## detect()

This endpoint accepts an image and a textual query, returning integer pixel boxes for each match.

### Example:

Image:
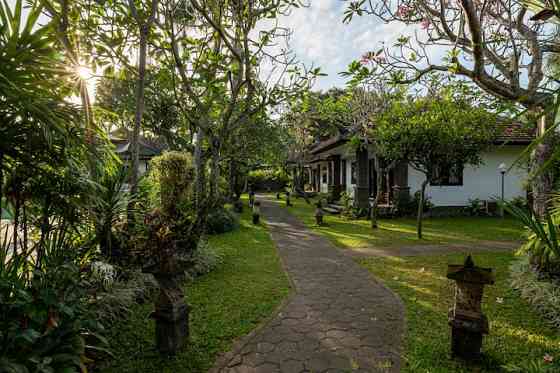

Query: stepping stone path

[213,198,405,373]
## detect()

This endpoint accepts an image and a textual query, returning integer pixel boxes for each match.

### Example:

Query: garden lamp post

[369,196,376,229]
[498,163,507,217]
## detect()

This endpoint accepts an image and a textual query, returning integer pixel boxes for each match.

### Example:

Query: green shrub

[185,239,223,279]
[510,256,560,330]
[247,168,289,189]
[505,202,560,274]
[394,191,433,216]
[0,263,109,373]
[340,192,354,218]
[147,151,195,215]
[509,196,529,212]
[464,198,489,216]
[205,207,239,235]
[91,268,159,327]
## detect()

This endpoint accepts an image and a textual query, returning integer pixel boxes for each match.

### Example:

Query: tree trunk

[531,113,554,217]
[13,193,19,254]
[36,196,51,270]
[417,179,429,239]
[210,138,220,203]
[194,127,206,211]
[228,159,236,201]
[128,27,149,222]
[371,159,383,229]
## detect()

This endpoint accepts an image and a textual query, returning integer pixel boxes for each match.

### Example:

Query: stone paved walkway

[213,198,405,373]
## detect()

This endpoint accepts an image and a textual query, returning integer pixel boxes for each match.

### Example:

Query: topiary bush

[205,206,239,235]
[147,151,195,216]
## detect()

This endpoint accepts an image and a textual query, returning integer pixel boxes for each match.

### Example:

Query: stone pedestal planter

[151,273,190,355]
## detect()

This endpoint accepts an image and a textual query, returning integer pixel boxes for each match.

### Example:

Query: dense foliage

[505,193,560,274]
[375,95,496,238]
[247,169,290,191]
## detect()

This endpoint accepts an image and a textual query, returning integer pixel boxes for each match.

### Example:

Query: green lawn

[358,253,560,372]
[287,196,524,249]
[102,203,290,373]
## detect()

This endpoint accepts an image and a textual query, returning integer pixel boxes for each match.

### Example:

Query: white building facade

[305,129,530,209]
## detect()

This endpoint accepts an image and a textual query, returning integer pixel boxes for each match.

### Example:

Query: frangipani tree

[344,0,558,216]
[158,0,318,205]
[375,95,496,238]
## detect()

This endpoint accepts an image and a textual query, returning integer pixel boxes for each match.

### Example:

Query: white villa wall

[408,146,528,206]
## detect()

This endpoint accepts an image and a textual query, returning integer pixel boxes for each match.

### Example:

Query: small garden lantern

[252,201,261,224]
[249,190,256,207]
[315,201,324,226]
[285,191,292,206]
[447,255,495,360]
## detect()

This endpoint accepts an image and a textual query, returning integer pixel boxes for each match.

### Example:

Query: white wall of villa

[407,146,528,206]
[309,144,529,207]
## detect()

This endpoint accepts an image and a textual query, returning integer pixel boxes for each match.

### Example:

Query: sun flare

[76,65,93,80]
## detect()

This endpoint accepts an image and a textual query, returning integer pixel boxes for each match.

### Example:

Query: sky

[276,0,409,91]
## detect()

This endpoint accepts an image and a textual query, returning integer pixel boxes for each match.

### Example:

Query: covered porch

[306,140,409,210]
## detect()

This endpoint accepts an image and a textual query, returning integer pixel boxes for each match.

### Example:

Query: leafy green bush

[247,168,289,190]
[509,196,529,212]
[340,192,354,218]
[90,166,132,261]
[91,269,158,327]
[464,198,489,216]
[510,257,560,330]
[394,191,433,216]
[505,202,560,274]
[185,239,223,279]
[205,207,239,235]
[0,262,109,373]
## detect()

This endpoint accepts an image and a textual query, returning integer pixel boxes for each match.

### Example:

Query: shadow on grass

[287,197,524,251]
[359,253,560,373]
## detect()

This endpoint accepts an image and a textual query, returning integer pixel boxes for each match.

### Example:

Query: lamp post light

[498,163,507,217]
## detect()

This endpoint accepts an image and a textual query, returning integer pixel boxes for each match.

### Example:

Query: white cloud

[274,1,449,90]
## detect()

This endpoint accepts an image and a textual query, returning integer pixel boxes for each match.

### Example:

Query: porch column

[355,147,369,209]
[328,155,342,201]
[392,161,410,205]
